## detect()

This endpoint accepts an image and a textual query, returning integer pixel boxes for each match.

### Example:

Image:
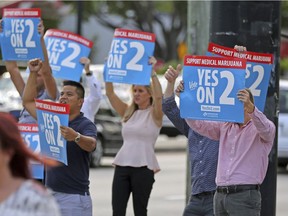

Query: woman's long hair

[0,112,57,179]
[123,82,153,122]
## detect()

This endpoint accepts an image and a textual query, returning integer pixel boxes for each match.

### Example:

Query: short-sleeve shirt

[19,89,59,123]
[45,113,97,195]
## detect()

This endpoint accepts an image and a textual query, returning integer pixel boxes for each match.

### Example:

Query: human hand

[28,58,42,73]
[38,19,45,37]
[164,64,182,83]
[149,56,157,71]
[60,126,78,141]
[80,57,91,73]
[237,89,255,113]
[175,80,184,97]
[234,45,247,52]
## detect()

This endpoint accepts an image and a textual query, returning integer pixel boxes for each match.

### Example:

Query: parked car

[90,95,123,167]
[278,79,288,168]
[158,75,182,137]
[0,72,25,114]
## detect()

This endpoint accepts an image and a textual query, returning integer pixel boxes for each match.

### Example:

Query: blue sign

[44,29,93,81]
[104,28,155,85]
[207,42,273,111]
[0,8,43,61]
[35,99,70,165]
[180,55,246,123]
[18,124,44,179]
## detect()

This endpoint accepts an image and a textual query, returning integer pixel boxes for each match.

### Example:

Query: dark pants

[112,166,155,216]
[214,190,261,216]
[183,192,214,216]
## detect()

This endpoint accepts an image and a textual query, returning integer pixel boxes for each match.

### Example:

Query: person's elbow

[88,138,97,152]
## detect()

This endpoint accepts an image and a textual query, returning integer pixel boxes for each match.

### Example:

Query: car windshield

[280,89,288,113]
[0,76,16,91]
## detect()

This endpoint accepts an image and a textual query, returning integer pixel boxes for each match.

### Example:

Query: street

[89,135,288,216]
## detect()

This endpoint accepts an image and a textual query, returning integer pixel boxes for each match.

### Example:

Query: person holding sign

[105,56,163,216]
[163,64,219,216]
[178,46,276,216]
[0,19,59,123]
[22,58,97,216]
[0,112,60,216]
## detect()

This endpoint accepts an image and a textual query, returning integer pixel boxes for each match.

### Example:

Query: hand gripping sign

[180,55,246,123]
[0,8,44,61]
[35,99,70,165]
[44,29,93,81]
[104,28,155,85]
[207,42,274,112]
[18,124,44,179]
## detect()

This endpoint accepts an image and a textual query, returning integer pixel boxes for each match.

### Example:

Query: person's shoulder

[22,180,53,198]
[77,114,96,128]
[18,180,61,215]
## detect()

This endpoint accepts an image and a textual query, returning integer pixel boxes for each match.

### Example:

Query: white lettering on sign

[195,69,235,105]
[41,113,64,147]
[107,39,144,71]
[47,38,80,68]
[10,19,35,48]
[245,64,264,97]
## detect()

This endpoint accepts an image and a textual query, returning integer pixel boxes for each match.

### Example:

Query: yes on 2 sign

[104,28,155,85]
[35,99,70,165]
[180,55,246,123]
[0,8,44,61]
[207,42,273,111]
[44,29,93,82]
[18,124,44,179]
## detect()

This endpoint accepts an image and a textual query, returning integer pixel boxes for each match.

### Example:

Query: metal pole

[186,0,211,203]
[76,1,83,35]
[209,1,281,216]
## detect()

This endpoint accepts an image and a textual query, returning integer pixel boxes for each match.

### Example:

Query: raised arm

[163,64,182,99]
[105,82,128,117]
[38,20,58,100]
[80,57,102,121]
[22,59,43,120]
[149,56,163,127]
[1,19,26,96]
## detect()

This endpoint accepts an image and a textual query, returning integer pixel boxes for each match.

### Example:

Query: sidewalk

[155,135,187,152]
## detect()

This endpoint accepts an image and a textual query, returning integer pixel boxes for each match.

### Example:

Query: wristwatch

[74,132,81,143]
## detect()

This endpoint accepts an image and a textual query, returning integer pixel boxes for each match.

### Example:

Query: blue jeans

[214,190,261,216]
[183,192,214,216]
[53,192,92,216]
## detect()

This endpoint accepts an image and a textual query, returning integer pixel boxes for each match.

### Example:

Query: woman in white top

[0,112,61,216]
[105,56,163,216]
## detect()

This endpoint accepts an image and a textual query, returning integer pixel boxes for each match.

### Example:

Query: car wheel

[90,137,103,168]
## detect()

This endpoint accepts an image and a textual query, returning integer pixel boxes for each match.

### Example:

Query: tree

[64,1,187,62]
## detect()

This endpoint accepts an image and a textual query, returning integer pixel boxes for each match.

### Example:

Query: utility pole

[209,2,281,216]
[186,0,211,203]
[76,1,83,35]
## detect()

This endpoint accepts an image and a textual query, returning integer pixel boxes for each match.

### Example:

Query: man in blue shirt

[162,64,219,216]
[23,58,97,216]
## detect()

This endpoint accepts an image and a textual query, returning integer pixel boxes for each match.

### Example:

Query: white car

[278,79,288,168]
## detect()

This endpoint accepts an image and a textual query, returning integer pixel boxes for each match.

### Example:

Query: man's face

[59,85,83,111]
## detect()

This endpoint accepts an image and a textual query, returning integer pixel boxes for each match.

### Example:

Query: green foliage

[282,1,288,28]
[155,60,182,75]
[280,58,288,77]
